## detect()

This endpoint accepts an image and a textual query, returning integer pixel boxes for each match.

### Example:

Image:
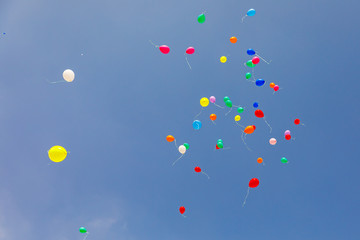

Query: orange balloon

[210,114,217,121]
[269,82,275,88]
[244,125,255,134]
[257,157,263,164]
[166,135,175,142]
[230,36,237,43]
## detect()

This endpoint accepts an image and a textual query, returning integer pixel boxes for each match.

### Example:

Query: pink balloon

[284,130,291,136]
[209,96,216,103]
[252,56,260,64]
[269,138,277,145]
[159,45,170,54]
[274,85,279,91]
[186,47,195,55]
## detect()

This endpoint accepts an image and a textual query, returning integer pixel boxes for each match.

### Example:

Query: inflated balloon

[285,134,291,140]
[215,144,220,149]
[198,13,206,23]
[237,107,244,113]
[159,45,170,54]
[246,72,252,79]
[244,125,255,134]
[63,69,75,82]
[274,85,279,91]
[281,157,288,163]
[166,135,175,142]
[179,206,185,214]
[284,130,291,136]
[220,56,227,63]
[249,178,259,188]
[225,100,232,108]
[252,56,260,65]
[246,60,255,67]
[48,146,67,162]
[257,158,263,164]
[247,9,256,16]
[186,47,195,55]
[223,96,230,102]
[269,82,275,88]
[294,119,300,125]
[217,142,224,148]
[254,109,264,118]
[253,102,259,108]
[193,120,202,130]
[183,143,189,149]
[217,139,223,143]
[178,145,186,154]
[247,49,256,56]
[255,79,265,86]
[209,114,217,121]
[200,97,209,107]
[209,96,216,103]
[79,227,87,233]
[269,138,277,145]
[230,36,237,43]
[194,166,201,172]
[234,115,241,121]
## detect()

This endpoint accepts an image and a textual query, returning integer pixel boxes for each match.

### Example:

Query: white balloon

[269,138,277,145]
[63,69,75,82]
[178,145,186,154]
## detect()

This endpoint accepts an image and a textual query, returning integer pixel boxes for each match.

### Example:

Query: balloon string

[149,40,159,48]
[235,122,245,129]
[242,187,250,207]
[172,154,184,166]
[241,15,246,23]
[263,118,272,133]
[225,107,233,116]
[256,54,272,64]
[185,56,192,70]
[174,139,178,149]
[181,214,187,218]
[213,103,224,109]
[46,79,67,84]
[211,120,216,125]
[82,233,89,240]
[193,107,203,120]
[241,133,252,151]
[201,171,210,179]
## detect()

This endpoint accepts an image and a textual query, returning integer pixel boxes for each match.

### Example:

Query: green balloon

[246,60,255,68]
[217,142,224,148]
[183,143,189,149]
[197,13,206,23]
[246,72,252,79]
[217,140,223,144]
[237,107,244,113]
[223,96,230,102]
[79,227,87,233]
[281,157,288,163]
[225,100,232,108]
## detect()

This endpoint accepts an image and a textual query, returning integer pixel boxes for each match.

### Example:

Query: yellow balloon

[48,146,67,162]
[200,97,209,107]
[234,115,241,121]
[220,56,227,63]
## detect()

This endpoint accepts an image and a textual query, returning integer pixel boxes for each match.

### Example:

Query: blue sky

[0,0,359,239]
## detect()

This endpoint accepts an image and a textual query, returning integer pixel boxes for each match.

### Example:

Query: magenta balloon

[159,45,170,54]
[186,47,195,55]
[209,96,216,103]
[284,130,291,136]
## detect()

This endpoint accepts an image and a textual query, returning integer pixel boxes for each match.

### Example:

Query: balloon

[178,145,186,154]
[225,100,232,108]
[217,142,224,148]
[249,178,259,188]
[159,45,170,54]
[253,102,259,108]
[198,13,206,23]
[247,9,256,16]
[254,109,264,118]
[220,56,227,63]
[209,96,216,103]
[183,143,189,149]
[237,107,244,113]
[179,206,185,214]
[247,49,256,55]
[185,47,195,55]
[274,85,279,91]
[48,146,67,162]
[269,138,277,145]
[234,115,241,121]
[215,144,220,149]
[284,130,291,136]
[281,157,288,163]
[79,227,87,233]
[195,166,201,172]
[230,36,237,43]
[193,120,202,130]
[246,60,255,67]
[246,72,252,79]
[255,79,265,86]
[210,114,217,121]
[269,82,275,88]
[63,69,75,82]
[217,139,223,143]
[294,119,300,125]
[166,135,175,142]
[244,125,255,134]
[285,134,291,140]
[257,157,263,164]
[223,96,230,102]
[200,97,209,107]
[252,56,260,64]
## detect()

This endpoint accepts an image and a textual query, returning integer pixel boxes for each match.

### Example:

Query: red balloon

[294,119,300,125]
[249,178,259,188]
[254,109,264,118]
[186,47,195,55]
[194,166,201,172]
[159,45,170,54]
[216,144,220,149]
[252,125,256,130]
[274,85,279,91]
[252,56,260,64]
[285,134,291,140]
[179,206,185,214]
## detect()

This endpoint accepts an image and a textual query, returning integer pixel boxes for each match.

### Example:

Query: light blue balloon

[247,9,256,16]
[193,120,202,130]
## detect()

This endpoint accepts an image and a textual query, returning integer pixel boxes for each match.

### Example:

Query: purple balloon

[209,96,216,103]
[284,130,291,136]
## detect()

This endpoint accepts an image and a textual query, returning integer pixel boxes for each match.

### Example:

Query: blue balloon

[253,102,259,108]
[193,120,202,130]
[255,79,265,86]
[247,48,256,56]
[247,9,256,16]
